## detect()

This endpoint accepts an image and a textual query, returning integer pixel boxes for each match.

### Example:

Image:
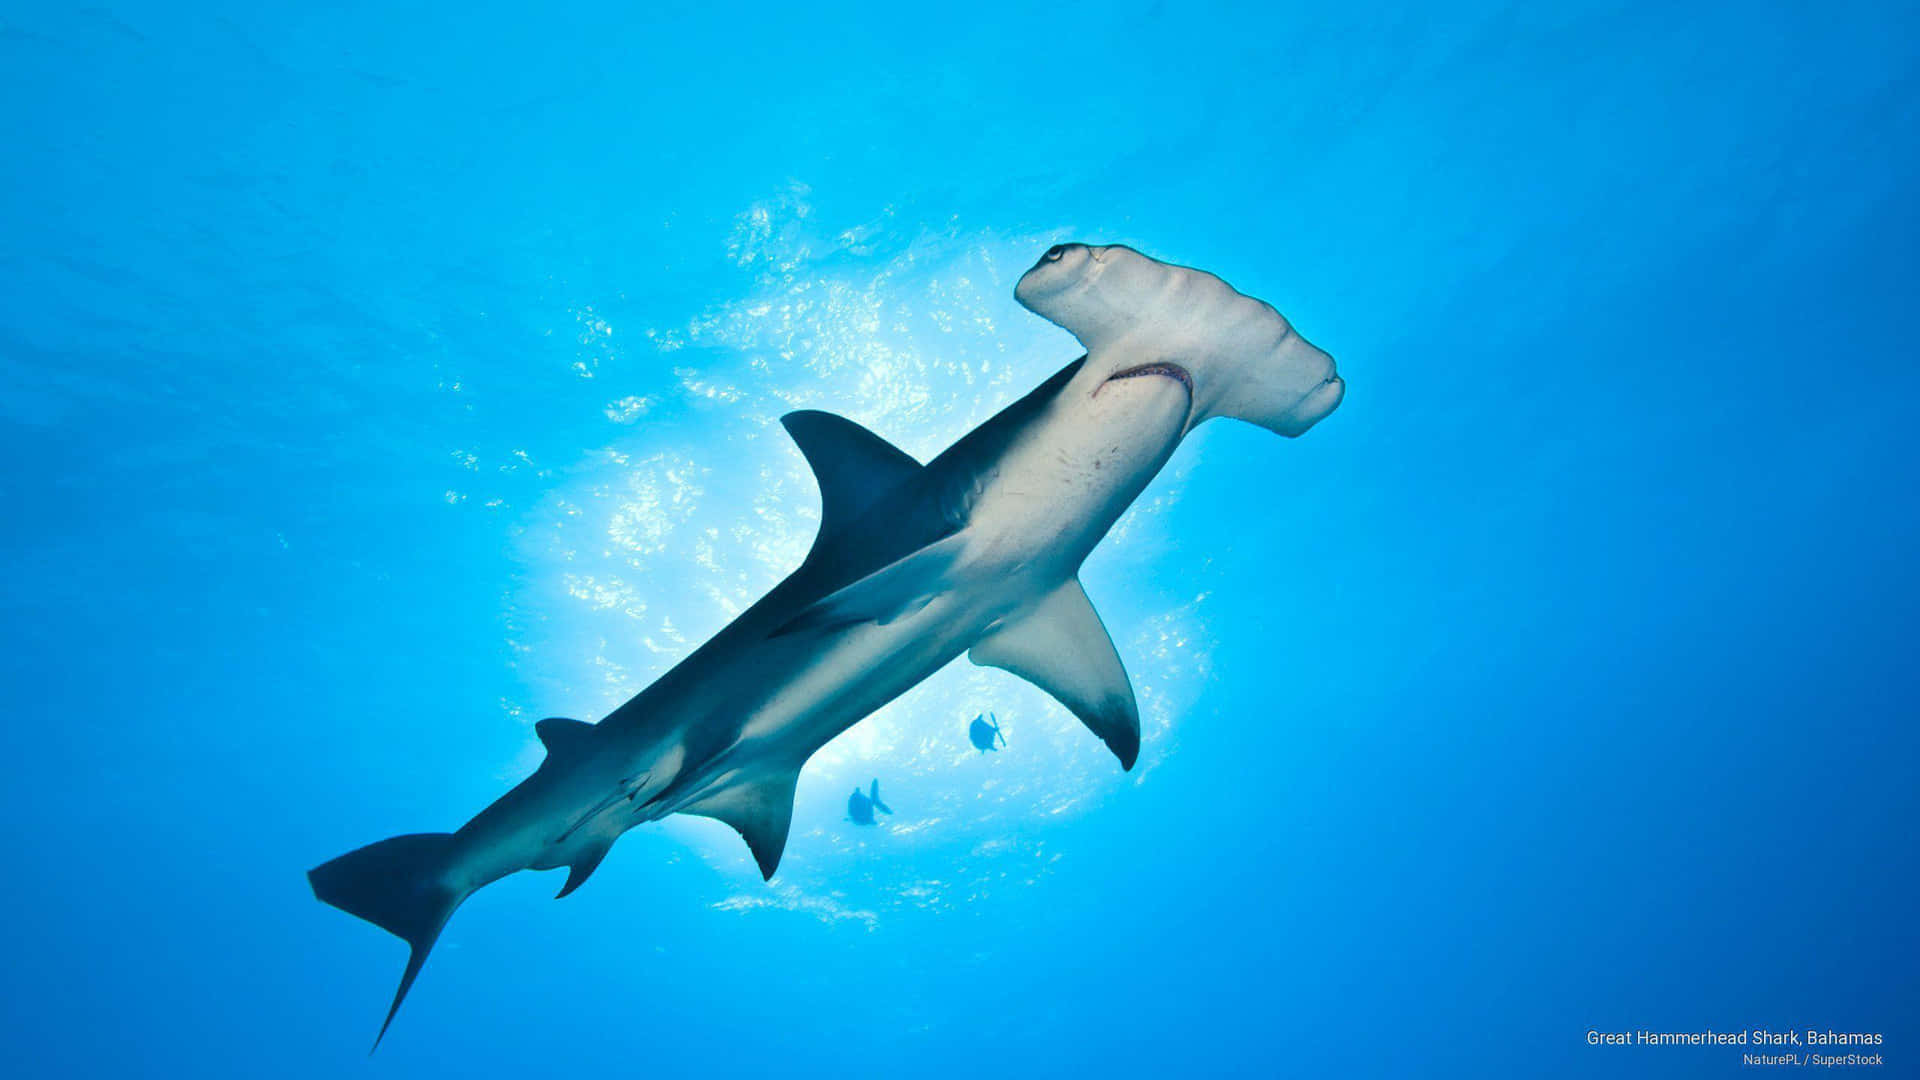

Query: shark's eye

[1044,245,1066,262]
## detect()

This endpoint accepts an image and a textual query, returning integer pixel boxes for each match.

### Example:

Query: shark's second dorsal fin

[969,579,1141,770]
[781,410,922,547]
[680,770,801,881]
[536,718,595,759]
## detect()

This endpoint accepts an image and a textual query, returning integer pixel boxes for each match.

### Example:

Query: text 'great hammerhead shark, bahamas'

[308,242,1346,1047]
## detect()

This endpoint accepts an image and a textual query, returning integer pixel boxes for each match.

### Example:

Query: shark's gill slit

[1099,361,1194,396]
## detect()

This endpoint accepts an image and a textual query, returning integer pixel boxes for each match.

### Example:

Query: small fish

[968,712,1006,753]
[846,779,892,826]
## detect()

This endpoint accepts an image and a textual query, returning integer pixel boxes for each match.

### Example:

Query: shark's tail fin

[308,832,470,1052]
[992,713,1006,748]
[868,779,892,816]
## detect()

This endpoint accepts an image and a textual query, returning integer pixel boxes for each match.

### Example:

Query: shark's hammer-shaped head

[1014,243,1345,437]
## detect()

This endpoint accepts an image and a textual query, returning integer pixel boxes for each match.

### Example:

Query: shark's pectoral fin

[555,838,614,899]
[535,717,595,760]
[774,532,966,637]
[782,410,923,549]
[969,579,1141,770]
[681,771,800,881]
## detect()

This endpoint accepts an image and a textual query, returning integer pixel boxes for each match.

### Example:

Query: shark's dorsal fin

[969,579,1140,770]
[781,410,922,546]
[555,837,613,899]
[681,771,801,881]
[773,531,968,637]
[536,717,594,758]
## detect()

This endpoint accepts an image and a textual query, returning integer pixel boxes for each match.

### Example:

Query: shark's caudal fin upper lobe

[308,833,469,1051]
[868,779,892,816]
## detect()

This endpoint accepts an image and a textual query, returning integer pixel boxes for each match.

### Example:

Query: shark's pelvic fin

[774,531,967,637]
[969,579,1141,770]
[535,717,595,759]
[307,832,470,1051]
[681,770,801,881]
[555,838,614,899]
[781,410,922,546]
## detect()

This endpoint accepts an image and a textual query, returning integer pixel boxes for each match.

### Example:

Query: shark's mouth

[1101,361,1193,396]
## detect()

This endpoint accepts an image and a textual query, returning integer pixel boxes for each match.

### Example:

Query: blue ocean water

[3,1,1915,1076]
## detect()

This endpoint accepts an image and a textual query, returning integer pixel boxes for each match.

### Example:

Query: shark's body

[310,243,1345,1046]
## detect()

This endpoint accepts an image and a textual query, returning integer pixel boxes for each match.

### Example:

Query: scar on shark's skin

[308,242,1345,1049]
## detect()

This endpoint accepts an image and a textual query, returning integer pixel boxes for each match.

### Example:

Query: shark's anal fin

[555,838,613,899]
[773,531,967,637]
[781,410,922,550]
[681,771,801,881]
[969,579,1141,770]
[536,717,595,760]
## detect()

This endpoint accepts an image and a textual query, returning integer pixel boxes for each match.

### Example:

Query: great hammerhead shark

[309,242,1345,1046]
